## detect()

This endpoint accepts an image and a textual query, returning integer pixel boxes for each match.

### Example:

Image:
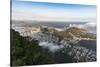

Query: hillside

[10,29,54,66]
[48,27,96,40]
[65,27,96,39]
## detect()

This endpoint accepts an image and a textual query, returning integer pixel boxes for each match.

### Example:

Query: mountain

[60,27,96,39]
[11,29,55,66]
[40,26,96,40]
[14,24,96,41]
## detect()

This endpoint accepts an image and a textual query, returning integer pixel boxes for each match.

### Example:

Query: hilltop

[38,26,96,41]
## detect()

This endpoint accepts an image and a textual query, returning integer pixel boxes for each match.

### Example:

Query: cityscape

[11,0,96,66]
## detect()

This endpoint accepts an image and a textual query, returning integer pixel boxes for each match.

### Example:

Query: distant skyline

[12,0,96,22]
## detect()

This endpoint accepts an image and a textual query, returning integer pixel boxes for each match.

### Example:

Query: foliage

[10,29,54,66]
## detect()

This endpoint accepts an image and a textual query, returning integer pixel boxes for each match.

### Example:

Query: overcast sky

[12,0,96,22]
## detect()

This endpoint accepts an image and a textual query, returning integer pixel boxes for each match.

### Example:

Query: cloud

[69,21,96,34]
[12,10,96,22]
[12,1,96,21]
[39,42,64,52]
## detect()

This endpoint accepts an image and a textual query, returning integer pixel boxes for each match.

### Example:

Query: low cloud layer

[69,22,96,34]
[39,42,64,52]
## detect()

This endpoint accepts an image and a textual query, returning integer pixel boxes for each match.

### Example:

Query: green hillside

[10,29,54,66]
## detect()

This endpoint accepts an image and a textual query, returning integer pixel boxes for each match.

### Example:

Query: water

[79,40,96,51]
[31,22,85,28]
[11,20,86,28]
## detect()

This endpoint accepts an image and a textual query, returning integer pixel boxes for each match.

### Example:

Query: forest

[10,29,54,66]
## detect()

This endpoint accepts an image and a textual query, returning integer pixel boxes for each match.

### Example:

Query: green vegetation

[10,29,54,66]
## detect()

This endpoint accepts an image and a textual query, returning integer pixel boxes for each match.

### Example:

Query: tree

[10,29,54,66]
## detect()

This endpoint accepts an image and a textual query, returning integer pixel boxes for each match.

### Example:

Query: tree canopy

[10,29,54,66]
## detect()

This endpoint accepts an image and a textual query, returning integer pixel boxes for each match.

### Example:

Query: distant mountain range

[39,25,96,41]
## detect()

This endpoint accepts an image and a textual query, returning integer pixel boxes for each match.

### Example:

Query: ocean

[11,20,86,28]
[79,40,96,51]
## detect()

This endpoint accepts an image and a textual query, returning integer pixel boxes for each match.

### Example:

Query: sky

[12,0,96,22]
